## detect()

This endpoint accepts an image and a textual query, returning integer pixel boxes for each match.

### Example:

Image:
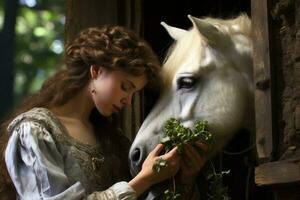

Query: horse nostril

[131,148,141,163]
[129,146,144,176]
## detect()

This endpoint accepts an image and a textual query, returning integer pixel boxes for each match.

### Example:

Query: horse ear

[161,21,187,40]
[188,15,221,44]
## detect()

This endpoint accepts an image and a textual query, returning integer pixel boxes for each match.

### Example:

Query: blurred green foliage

[0,1,4,32]
[1,0,65,105]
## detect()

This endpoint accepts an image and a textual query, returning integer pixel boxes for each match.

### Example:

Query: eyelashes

[177,76,198,90]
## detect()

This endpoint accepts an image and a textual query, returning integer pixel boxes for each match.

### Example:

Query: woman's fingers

[184,144,202,167]
[180,156,190,171]
[164,146,179,159]
[184,143,207,169]
[151,144,180,166]
[150,142,208,170]
[150,143,165,156]
[194,141,209,153]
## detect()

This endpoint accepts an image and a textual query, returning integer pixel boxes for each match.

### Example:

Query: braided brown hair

[44,26,161,107]
[0,25,161,195]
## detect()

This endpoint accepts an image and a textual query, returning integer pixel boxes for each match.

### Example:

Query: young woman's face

[90,66,147,116]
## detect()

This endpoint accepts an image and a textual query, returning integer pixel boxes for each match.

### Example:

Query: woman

[1,26,206,199]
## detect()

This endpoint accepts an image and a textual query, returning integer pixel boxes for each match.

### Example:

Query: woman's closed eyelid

[121,82,131,92]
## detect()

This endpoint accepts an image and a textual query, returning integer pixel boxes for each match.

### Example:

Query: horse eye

[177,77,196,90]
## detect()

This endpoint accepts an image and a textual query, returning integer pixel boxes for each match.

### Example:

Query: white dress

[5,107,136,200]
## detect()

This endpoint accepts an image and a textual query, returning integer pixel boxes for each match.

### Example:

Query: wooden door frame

[252,0,300,188]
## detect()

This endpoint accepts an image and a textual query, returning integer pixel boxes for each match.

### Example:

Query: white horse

[129,14,254,177]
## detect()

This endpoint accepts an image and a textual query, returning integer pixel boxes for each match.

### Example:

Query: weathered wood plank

[255,159,300,187]
[65,0,118,42]
[251,0,274,163]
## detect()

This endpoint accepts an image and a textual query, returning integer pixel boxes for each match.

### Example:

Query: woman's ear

[90,65,101,79]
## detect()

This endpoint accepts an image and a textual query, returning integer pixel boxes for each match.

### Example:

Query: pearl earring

[91,80,96,94]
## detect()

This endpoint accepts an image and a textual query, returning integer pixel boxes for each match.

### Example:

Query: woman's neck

[51,88,94,123]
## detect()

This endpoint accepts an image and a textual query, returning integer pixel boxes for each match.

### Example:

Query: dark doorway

[143,0,251,61]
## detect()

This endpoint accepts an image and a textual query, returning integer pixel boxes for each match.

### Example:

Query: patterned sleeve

[5,120,136,200]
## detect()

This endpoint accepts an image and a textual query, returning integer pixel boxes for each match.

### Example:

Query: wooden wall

[253,0,300,199]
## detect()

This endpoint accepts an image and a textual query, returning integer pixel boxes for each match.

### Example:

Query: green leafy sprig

[152,118,230,200]
[152,157,168,173]
[160,118,212,154]
[205,162,231,200]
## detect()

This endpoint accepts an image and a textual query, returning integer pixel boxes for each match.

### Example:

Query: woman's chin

[97,108,112,117]
[102,112,113,117]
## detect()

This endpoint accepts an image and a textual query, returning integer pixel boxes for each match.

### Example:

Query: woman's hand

[177,141,208,185]
[141,143,181,185]
[129,144,181,196]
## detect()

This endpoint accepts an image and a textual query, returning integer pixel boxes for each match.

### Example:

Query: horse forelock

[204,14,251,38]
[162,28,205,86]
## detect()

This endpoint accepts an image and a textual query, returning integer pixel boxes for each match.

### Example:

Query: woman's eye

[121,83,130,92]
[177,77,196,90]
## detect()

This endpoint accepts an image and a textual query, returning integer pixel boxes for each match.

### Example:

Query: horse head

[129,14,253,176]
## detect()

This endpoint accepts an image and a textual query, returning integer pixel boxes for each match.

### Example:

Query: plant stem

[172,177,176,193]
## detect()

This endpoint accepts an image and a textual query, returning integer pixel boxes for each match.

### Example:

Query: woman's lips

[113,105,121,112]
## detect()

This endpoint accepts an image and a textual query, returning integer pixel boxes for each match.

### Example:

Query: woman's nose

[121,94,133,107]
